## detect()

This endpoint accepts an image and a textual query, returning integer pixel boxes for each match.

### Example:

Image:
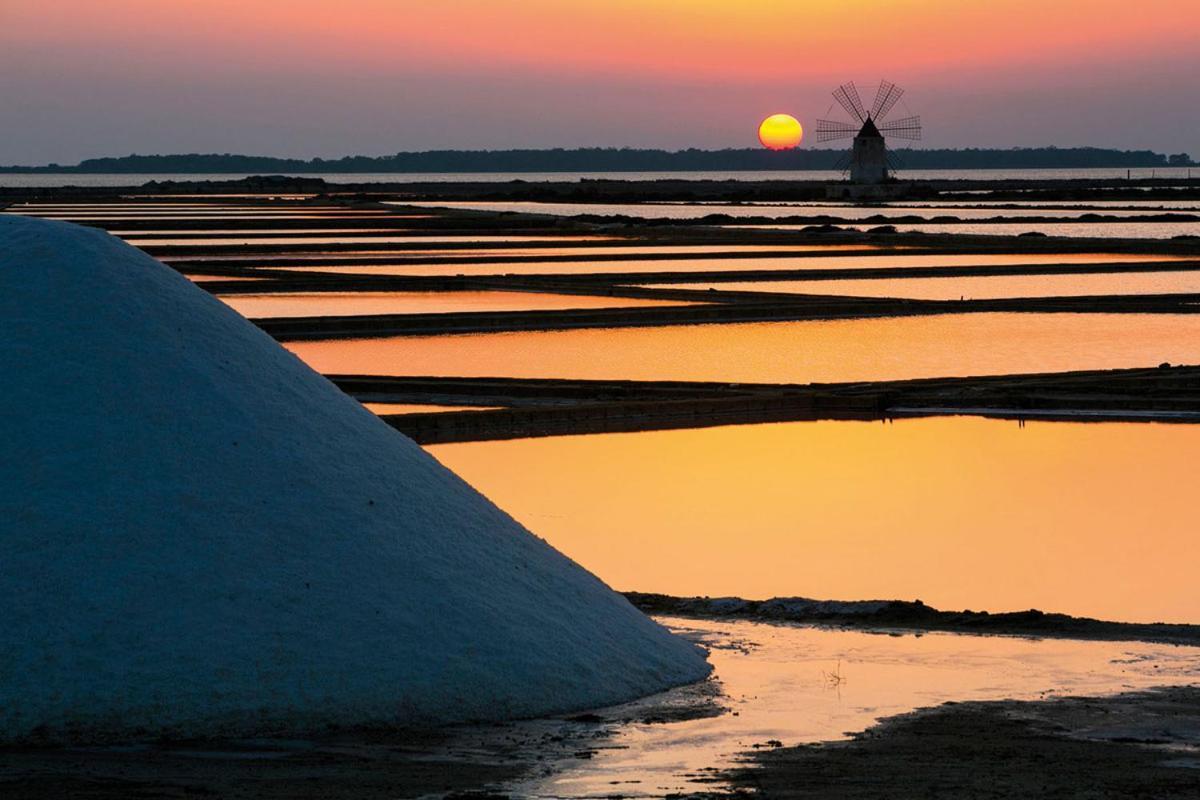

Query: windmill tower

[816,81,921,185]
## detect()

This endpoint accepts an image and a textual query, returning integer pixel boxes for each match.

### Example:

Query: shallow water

[221,291,694,318]
[2,207,367,216]
[285,312,1200,384]
[898,221,1200,239]
[363,402,501,414]
[429,418,1200,624]
[6,205,351,214]
[168,244,882,264]
[11,214,395,222]
[406,200,1197,221]
[5,168,1194,188]
[647,270,1200,300]
[740,221,1200,239]
[902,199,1200,210]
[726,199,1200,211]
[112,228,416,236]
[127,235,617,246]
[269,252,1180,278]
[520,617,1200,798]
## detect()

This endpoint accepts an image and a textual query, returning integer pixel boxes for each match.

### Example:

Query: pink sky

[2,0,1197,163]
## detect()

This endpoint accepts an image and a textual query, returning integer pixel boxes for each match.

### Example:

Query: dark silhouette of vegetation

[1,147,1193,174]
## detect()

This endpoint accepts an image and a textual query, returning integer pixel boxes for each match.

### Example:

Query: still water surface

[407,200,1198,221]
[285,313,1200,383]
[221,291,693,318]
[4,168,1195,187]
[127,235,616,246]
[739,222,1200,239]
[168,244,880,264]
[363,402,502,414]
[522,617,1200,797]
[648,270,1200,300]
[271,252,1178,278]
[429,417,1200,623]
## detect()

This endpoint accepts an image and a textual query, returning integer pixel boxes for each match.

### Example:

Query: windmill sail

[871,80,905,121]
[832,82,867,123]
[879,115,922,140]
[814,119,859,142]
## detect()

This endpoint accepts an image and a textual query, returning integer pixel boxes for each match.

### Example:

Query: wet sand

[710,687,1200,800]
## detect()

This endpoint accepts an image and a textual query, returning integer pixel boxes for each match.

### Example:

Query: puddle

[516,617,1200,798]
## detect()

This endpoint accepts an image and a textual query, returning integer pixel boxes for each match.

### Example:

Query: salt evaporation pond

[167,244,882,263]
[268,252,1182,278]
[403,200,1199,221]
[285,312,1200,385]
[646,269,1200,300]
[134,235,618,246]
[738,221,1200,239]
[363,402,502,414]
[903,199,1200,210]
[429,417,1200,624]
[3,167,1195,188]
[221,290,694,318]
[113,228,421,236]
[2,210,385,218]
[517,617,1200,798]
[25,214,399,222]
[131,236,493,247]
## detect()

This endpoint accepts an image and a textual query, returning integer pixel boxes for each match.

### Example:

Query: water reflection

[363,402,501,414]
[222,290,693,318]
[647,270,1200,300]
[269,252,1184,278]
[523,617,1200,798]
[132,235,615,246]
[405,200,1196,221]
[169,244,882,264]
[737,222,1200,239]
[285,313,1200,384]
[428,417,1200,623]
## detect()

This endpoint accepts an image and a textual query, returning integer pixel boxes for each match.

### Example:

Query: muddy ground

[0,680,723,800]
[709,687,1200,800]
[8,684,1197,799]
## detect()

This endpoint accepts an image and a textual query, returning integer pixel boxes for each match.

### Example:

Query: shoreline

[4,606,1197,798]
[626,592,1200,647]
[3,174,1200,204]
[705,686,1200,799]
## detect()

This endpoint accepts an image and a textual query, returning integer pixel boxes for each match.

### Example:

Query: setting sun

[758,113,803,150]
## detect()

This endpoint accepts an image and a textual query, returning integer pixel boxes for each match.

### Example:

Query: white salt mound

[0,215,709,743]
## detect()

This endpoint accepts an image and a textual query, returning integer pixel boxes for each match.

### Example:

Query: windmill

[815,81,921,184]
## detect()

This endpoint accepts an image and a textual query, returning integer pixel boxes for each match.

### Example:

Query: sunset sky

[2,0,1198,163]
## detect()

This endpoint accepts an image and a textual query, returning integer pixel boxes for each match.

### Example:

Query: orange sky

[2,1,1197,161]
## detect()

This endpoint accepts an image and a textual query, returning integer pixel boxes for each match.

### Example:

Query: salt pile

[0,215,709,743]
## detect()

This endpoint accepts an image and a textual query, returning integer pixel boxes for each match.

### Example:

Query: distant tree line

[2,147,1194,173]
